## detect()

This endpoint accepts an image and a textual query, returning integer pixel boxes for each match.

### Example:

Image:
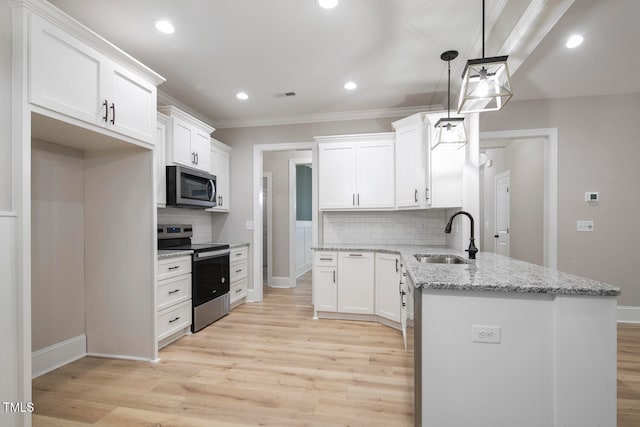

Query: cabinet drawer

[314,251,337,267]
[230,278,248,305]
[157,256,191,281]
[230,246,248,262]
[157,299,191,340]
[230,260,248,282]
[157,274,191,311]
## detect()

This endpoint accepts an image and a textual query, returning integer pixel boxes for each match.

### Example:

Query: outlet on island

[472,325,501,344]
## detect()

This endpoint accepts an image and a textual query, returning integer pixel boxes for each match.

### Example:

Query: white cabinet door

[313,266,337,312]
[155,113,168,207]
[337,252,374,314]
[319,143,356,209]
[170,117,195,167]
[29,14,107,126]
[430,148,464,208]
[193,130,211,171]
[395,126,420,208]
[107,63,156,143]
[210,143,231,210]
[374,253,401,323]
[356,139,395,209]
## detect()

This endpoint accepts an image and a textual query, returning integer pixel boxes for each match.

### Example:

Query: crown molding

[157,91,217,129]
[212,104,443,129]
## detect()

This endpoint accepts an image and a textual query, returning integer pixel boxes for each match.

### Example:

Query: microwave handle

[207,179,216,202]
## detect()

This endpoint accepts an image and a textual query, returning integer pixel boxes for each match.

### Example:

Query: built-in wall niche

[30,116,157,378]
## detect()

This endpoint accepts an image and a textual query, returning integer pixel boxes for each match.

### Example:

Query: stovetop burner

[157,224,229,252]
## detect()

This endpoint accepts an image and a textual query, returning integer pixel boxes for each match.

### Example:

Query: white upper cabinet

[158,106,214,173]
[29,13,161,144]
[317,133,394,210]
[207,138,232,212]
[392,113,429,208]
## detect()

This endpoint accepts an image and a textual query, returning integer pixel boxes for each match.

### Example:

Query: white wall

[481,139,545,265]
[480,93,640,306]
[0,0,12,211]
[323,210,447,246]
[263,150,311,277]
[31,140,86,352]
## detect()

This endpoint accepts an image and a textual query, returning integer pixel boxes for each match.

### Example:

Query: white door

[395,127,420,208]
[171,118,195,167]
[217,149,230,208]
[337,252,374,314]
[495,171,511,256]
[356,139,395,209]
[318,143,356,209]
[192,130,211,171]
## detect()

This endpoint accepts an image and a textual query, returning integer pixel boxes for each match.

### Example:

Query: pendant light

[433,50,467,150]
[458,0,513,113]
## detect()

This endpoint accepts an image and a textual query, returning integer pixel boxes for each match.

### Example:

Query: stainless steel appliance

[158,224,230,331]
[166,165,217,208]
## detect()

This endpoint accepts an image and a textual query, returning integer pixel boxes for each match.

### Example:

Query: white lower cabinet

[156,256,192,347]
[374,253,402,323]
[337,252,374,314]
[313,251,338,312]
[230,246,249,309]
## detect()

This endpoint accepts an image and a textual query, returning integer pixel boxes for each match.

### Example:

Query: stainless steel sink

[414,254,469,264]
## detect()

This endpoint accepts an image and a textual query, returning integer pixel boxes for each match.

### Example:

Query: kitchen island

[313,245,620,427]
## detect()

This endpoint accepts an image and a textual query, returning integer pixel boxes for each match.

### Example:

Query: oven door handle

[195,249,230,260]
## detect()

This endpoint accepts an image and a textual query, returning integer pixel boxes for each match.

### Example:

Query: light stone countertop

[313,244,620,297]
[228,242,250,249]
[157,249,194,259]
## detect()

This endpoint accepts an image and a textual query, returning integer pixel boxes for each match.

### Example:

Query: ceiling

[48,0,638,128]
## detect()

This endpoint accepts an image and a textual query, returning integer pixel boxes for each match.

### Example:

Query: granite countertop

[313,244,620,297]
[157,249,194,259]
[228,242,250,248]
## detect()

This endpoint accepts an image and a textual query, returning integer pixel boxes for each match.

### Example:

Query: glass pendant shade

[433,117,467,150]
[458,55,513,113]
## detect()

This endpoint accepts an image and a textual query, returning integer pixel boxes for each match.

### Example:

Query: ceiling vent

[274,92,296,98]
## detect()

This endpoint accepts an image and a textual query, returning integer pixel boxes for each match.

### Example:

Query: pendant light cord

[482,0,485,58]
[447,59,451,119]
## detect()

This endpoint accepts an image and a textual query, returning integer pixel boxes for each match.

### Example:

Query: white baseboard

[85,352,154,362]
[618,306,640,323]
[296,263,312,278]
[32,334,86,378]
[269,276,296,288]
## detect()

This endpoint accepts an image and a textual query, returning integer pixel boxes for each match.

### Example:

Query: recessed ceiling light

[566,34,583,49]
[317,0,338,10]
[236,92,249,100]
[154,20,175,34]
[344,81,357,90]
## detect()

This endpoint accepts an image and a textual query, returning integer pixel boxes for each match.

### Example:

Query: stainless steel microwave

[166,165,217,208]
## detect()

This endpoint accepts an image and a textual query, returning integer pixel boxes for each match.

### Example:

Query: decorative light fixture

[458,0,513,113]
[433,50,467,150]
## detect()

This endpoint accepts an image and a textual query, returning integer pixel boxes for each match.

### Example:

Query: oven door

[167,165,217,208]
[192,249,230,306]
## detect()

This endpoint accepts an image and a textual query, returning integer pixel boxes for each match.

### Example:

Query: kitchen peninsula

[312,245,619,427]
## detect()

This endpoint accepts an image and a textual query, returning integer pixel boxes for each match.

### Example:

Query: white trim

[253,143,318,303]
[617,306,640,324]
[269,276,296,288]
[494,170,511,257]
[215,105,442,129]
[263,172,273,287]
[0,211,18,217]
[480,128,558,269]
[289,158,312,287]
[157,90,216,130]
[85,352,154,362]
[32,334,86,378]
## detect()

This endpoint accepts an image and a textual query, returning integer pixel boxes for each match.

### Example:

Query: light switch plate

[245,220,254,230]
[577,220,594,232]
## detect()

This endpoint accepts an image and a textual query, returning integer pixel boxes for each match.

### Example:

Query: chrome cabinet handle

[415,189,418,203]
[333,270,336,283]
[102,100,108,122]
[235,288,243,293]
[319,257,332,261]
[109,103,115,125]
[357,193,360,206]
[352,193,355,206]
[348,253,362,257]
[396,258,399,272]
[168,289,180,295]
[425,188,429,201]
[168,266,180,271]
[236,269,242,273]
[169,316,180,324]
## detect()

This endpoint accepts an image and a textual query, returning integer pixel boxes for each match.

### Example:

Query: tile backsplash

[322,210,447,246]
[157,208,213,243]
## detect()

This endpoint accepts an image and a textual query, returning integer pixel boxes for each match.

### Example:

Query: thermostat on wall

[585,192,599,202]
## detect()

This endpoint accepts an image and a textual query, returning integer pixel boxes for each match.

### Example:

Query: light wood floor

[32,271,414,426]
[32,273,640,426]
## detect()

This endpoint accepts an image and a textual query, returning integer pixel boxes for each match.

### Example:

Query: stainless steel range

[158,224,230,332]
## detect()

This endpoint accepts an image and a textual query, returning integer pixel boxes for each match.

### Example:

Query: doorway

[252,143,318,302]
[262,173,272,287]
[494,170,510,257]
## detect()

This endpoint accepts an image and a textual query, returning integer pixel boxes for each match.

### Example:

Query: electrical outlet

[472,325,501,344]
[576,220,594,232]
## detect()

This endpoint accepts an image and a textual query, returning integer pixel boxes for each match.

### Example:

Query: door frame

[479,128,557,269]
[252,143,318,302]
[262,173,273,287]
[494,170,510,256]
[289,157,312,283]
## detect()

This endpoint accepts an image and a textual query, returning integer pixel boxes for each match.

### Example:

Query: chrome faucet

[445,211,478,259]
